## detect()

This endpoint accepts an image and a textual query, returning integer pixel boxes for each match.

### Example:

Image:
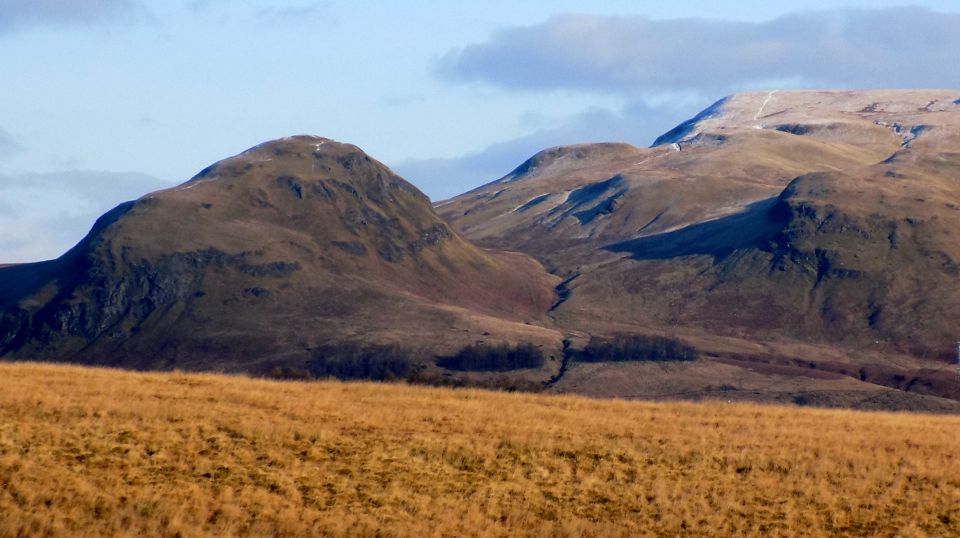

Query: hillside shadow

[605,197,784,260]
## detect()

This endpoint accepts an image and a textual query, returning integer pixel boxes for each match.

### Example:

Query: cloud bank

[395,100,689,201]
[408,6,960,199]
[437,7,960,95]
[0,0,146,33]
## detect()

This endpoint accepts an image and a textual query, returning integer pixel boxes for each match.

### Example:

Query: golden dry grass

[1,362,959,537]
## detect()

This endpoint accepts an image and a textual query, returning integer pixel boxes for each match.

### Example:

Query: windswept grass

[0,362,958,537]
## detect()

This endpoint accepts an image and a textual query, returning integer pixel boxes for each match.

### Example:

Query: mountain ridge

[440,89,960,407]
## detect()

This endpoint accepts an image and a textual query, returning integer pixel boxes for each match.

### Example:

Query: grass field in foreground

[1,362,958,537]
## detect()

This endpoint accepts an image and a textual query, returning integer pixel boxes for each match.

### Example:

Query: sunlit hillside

[1,362,958,537]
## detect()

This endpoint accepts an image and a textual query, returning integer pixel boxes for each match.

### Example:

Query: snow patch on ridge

[652,96,729,147]
[512,193,551,213]
[754,90,779,122]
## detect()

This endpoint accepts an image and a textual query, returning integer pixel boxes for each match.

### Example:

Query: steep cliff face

[763,166,960,350]
[0,136,560,370]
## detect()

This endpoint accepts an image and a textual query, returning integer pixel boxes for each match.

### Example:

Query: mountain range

[4,90,960,411]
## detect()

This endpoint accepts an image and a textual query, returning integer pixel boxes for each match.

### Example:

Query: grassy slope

[1,363,958,537]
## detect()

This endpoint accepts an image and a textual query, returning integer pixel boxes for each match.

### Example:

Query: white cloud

[437,7,960,95]
[408,6,960,200]
[0,170,172,263]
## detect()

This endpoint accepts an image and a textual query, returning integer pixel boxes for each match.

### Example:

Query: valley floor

[1,362,958,537]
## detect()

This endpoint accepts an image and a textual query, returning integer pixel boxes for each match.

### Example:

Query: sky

[3,0,960,263]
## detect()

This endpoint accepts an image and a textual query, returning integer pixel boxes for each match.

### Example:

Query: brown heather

[1,362,958,537]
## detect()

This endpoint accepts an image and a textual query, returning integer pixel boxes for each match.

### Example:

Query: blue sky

[2,0,960,263]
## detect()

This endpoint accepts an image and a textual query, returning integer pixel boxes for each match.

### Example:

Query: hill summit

[0,136,560,372]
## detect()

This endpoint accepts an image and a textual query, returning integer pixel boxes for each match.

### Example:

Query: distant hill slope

[440,90,960,402]
[0,136,560,372]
